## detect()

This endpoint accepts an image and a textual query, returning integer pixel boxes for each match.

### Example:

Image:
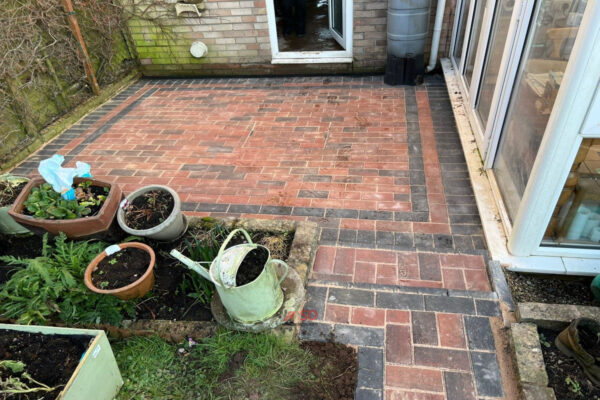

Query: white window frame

[507,1,600,260]
[265,0,353,64]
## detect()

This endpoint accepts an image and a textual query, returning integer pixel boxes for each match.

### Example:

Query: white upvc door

[329,0,345,47]
[265,0,353,63]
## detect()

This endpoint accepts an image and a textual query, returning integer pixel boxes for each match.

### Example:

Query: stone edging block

[517,302,600,330]
[510,322,556,400]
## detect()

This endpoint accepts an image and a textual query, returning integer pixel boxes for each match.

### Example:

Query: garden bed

[0,217,318,326]
[538,327,600,400]
[505,269,597,306]
[0,329,91,399]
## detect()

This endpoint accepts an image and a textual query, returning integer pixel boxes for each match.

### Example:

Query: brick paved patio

[12,75,511,399]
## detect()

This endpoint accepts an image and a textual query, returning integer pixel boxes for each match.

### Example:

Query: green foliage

[538,333,551,348]
[0,359,59,394]
[565,376,583,396]
[177,224,230,305]
[113,329,315,400]
[0,233,134,325]
[23,181,108,220]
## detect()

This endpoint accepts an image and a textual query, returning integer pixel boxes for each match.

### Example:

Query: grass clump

[0,233,134,325]
[113,329,316,400]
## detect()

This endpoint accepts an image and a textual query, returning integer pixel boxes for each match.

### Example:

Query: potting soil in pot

[124,190,174,230]
[235,247,269,286]
[0,329,92,400]
[92,247,150,290]
[0,181,27,208]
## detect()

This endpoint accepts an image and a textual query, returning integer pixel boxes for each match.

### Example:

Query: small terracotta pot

[84,242,155,300]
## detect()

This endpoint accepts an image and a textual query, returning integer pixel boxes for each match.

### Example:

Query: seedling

[565,376,583,396]
[24,181,109,220]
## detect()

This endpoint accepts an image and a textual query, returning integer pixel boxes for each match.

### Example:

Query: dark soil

[0,234,43,284]
[293,341,358,400]
[0,329,92,400]
[92,247,150,290]
[539,328,600,400]
[0,181,26,208]
[505,269,597,306]
[235,247,269,286]
[219,351,248,382]
[124,189,174,230]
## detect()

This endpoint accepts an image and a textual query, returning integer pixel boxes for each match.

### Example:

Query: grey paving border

[487,259,515,311]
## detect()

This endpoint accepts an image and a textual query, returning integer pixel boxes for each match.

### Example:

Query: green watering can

[170,229,289,324]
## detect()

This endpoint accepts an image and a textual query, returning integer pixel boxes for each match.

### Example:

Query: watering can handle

[268,259,289,290]
[215,228,254,278]
[217,228,253,258]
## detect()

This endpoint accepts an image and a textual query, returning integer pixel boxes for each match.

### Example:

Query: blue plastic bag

[38,155,92,200]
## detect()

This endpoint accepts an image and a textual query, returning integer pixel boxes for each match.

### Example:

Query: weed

[0,360,59,395]
[565,376,583,396]
[539,333,551,348]
[0,233,134,325]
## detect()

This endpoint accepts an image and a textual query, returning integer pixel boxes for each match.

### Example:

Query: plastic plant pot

[0,174,30,235]
[8,177,122,239]
[0,323,123,400]
[117,185,186,242]
[84,242,155,300]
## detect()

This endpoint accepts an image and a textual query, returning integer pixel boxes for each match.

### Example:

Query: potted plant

[84,242,155,300]
[0,323,122,400]
[8,177,122,239]
[0,174,30,235]
[117,185,187,241]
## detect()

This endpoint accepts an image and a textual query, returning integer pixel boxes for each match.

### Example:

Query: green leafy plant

[539,333,551,348]
[177,224,230,306]
[23,181,109,220]
[565,376,583,396]
[0,360,60,395]
[0,233,134,325]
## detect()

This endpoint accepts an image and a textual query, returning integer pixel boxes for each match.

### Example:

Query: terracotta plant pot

[8,177,122,239]
[84,242,155,300]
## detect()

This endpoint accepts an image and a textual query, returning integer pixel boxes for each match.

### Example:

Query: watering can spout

[170,249,213,282]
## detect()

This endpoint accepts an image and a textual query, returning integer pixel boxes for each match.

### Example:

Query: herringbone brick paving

[12,75,512,399]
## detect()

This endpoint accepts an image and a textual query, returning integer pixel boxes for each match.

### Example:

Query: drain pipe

[426,0,447,72]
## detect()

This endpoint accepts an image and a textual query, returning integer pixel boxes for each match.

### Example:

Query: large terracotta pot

[8,177,122,239]
[84,242,155,300]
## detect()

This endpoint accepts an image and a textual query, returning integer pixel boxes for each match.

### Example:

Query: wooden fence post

[60,0,101,96]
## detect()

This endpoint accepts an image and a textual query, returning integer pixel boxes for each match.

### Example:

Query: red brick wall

[131,0,456,76]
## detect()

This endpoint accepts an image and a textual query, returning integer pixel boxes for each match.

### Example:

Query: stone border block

[516,302,600,330]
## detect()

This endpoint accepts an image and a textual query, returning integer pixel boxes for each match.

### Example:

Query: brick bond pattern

[12,76,505,399]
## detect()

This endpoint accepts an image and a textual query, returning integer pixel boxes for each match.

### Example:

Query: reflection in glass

[475,0,514,128]
[493,0,587,222]
[544,140,600,248]
[452,0,472,67]
[464,0,485,87]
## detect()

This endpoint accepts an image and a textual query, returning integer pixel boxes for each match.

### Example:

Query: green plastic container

[0,323,123,400]
[0,174,30,235]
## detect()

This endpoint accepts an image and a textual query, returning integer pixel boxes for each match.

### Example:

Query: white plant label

[92,345,101,359]
[105,245,121,256]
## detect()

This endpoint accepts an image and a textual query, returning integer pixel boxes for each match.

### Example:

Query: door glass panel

[493,0,587,222]
[463,0,486,87]
[475,0,515,128]
[453,0,472,67]
[332,0,343,36]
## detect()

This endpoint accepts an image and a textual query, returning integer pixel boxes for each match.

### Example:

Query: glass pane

[453,0,472,67]
[333,0,343,36]
[475,0,514,128]
[543,139,600,248]
[463,0,486,87]
[493,0,587,222]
